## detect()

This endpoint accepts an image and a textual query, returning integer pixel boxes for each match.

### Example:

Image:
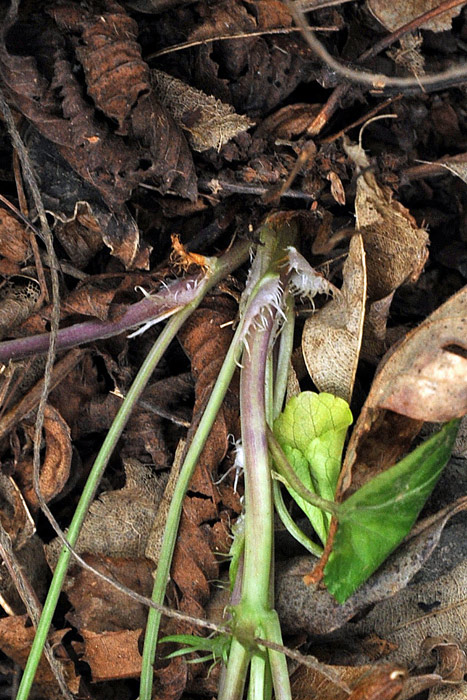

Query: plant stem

[267,428,340,517]
[16,311,187,700]
[17,240,250,700]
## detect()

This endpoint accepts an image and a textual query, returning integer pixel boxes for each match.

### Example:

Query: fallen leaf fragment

[302,234,366,403]
[80,628,143,681]
[0,615,79,693]
[367,285,467,422]
[345,136,429,302]
[152,69,254,152]
[367,0,463,33]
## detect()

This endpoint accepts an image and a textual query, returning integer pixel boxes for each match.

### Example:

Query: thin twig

[146,25,339,60]
[288,0,467,89]
[321,94,403,143]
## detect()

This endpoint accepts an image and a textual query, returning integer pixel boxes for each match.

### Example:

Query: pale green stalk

[17,240,250,700]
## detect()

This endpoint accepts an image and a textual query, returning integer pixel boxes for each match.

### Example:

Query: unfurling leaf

[324,419,459,603]
[273,392,352,544]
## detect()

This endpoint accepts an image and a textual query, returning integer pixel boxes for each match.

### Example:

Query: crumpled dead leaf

[339,286,466,498]
[152,69,253,152]
[345,137,429,302]
[16,404,72,509]
[0,277,40,338]
[302,233,366,403]
[0,615,80,694]
[65,554,153,633]
[366,0,463,33]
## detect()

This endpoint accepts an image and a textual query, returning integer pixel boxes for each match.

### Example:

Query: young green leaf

[273,392,352,544]
[324,419,460,603]
[159,633,231,665]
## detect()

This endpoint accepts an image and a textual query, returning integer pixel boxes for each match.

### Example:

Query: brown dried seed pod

[74,3,150,134]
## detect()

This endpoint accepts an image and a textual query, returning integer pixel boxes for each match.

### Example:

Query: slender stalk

[267,428,339,517]
[272,480,323,556]
[139,319,246,699]
[16,311,188,700]
[17,240,250,700]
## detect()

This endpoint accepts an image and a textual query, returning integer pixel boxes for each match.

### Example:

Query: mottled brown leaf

[367,0,463,32]
[152,68,253,152]
[66,554,153,632]
[302,234,366,403]
[345,137,429,301]
[17,404,72,509]
[80,628,143,682]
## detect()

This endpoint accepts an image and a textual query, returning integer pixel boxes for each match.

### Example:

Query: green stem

[272,480,323,557]
[16,312,187,700]
[17,240,250,700]
[267,428,340,517]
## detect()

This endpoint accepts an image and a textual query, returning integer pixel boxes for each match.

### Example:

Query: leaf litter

[0,0,465,697]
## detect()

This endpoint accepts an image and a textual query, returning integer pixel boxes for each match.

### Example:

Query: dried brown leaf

[365,286,467,423]
[339,286,467,497]
[292,664,406,700]
[65,554,153,633]
[366,0,463,33]
[17,404,72,509]
[152,69,253,152]
[0,210,30,263]
[46,458,166,565]
[0,615,79,693]
[50,1,151,134]
[345,137,429,301]
[80,628,143,682]
[302,234,366,403]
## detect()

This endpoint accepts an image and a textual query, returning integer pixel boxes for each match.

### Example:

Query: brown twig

[321,94,403,143]
[146,25,339,60]
[403,152,467,180]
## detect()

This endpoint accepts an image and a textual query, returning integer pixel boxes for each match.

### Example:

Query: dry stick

[404,151,467,180]
[0,65,66,693]
[321,94,403,143]
[306,0,467,136]
[146,25,339,60]
[0,524,73,700]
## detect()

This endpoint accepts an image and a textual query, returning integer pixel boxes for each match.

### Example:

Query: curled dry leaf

[302,233,366,403]
[152,69,254,152]
[344,137,429,302]
[366,0,463,33]
[421,637,467,684]
[50,0,151,134]
[0,209,31,263]
[291,663,406,700]
[0,472,35,549]
[0,615,80,694]
[17,404,72,509]
[366,285,467,423]
[339,286,467,498]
